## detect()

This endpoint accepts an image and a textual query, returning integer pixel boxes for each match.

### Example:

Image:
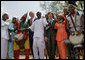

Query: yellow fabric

[14,36,30,50]
[14,40,20,50]
[24,36,30,49]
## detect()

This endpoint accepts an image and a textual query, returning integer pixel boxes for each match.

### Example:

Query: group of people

[1,2,84,59]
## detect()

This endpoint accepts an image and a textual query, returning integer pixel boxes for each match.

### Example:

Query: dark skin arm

[65,19,70,37]
[76,14,84,35]
[8,30,12,42]
[66,19,69,30]
[44,28,48,42]
[80,14,84,32]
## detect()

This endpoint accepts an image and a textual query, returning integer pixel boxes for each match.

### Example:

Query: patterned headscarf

[57,14,66,21]
[20,13,27,22]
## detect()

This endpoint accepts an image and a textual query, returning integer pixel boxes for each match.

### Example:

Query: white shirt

[66,11,82,31]
[29,18,48,38]
[1,20,9,40]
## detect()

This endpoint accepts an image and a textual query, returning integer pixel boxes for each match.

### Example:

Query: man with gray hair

[28,11,35,58]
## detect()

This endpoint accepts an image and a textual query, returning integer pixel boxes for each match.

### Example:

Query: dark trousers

[46,36,56,59]
[29,30,34,58]
[70,44,77,59]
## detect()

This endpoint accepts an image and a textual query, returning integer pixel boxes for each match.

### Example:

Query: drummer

[19,12,31,59]
[14,12,30,59]
[66,2,84,59]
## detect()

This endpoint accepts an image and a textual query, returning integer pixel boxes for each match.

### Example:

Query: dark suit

[44,19,57,59]
[28,19,34,57]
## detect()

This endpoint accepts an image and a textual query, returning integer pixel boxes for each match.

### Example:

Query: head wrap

[57,14,66,24]
[57,14,66,21]
[20,13,27,21]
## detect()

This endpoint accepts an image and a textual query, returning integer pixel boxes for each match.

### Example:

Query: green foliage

[40,1,84,14]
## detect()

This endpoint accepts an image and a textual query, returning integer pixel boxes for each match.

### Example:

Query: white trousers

[33,37,45,59]
[1,38,8,59]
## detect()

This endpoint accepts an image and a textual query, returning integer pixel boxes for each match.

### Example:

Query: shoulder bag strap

[69,13,77,31]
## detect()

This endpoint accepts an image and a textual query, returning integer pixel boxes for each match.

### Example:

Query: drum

[14,33,25,49]
[14,33,24,41]
[69,33,84,45]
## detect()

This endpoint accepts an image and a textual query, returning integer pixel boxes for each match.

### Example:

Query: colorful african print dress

[14,20,30,59]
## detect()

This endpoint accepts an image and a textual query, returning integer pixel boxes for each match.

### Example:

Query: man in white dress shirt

[29,12,48,59]
[1,13,10,59]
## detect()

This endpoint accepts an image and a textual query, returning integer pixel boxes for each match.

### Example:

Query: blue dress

[7,22,15,59]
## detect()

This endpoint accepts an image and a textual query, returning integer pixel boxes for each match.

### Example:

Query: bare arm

[66,19,70,31]
[8,30,12,42]
[78,14,84,34]
[80,14,84,29]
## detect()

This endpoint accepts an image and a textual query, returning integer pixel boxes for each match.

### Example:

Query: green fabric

[19,21,29,29]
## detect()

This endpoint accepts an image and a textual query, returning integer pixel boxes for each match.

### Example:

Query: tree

[40,1,84,14]
[76,1,84,11]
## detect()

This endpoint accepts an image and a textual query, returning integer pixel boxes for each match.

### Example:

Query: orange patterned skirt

[57,40,67,59]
